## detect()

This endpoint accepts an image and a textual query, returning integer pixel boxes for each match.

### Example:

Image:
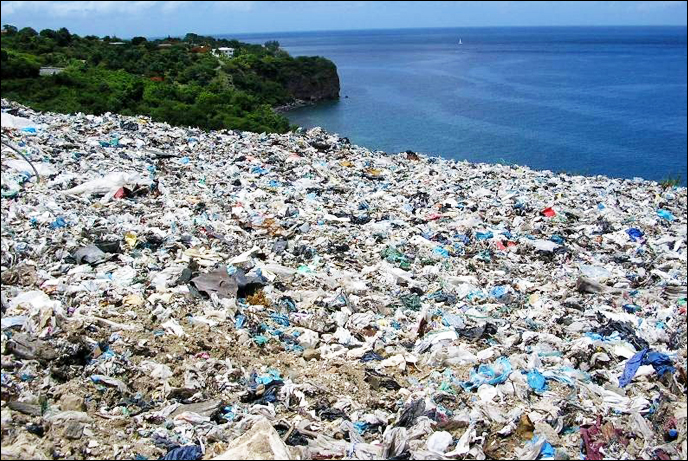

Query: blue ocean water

[231,27,687,184]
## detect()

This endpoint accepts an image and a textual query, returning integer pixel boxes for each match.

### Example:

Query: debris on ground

[2,99,686,459]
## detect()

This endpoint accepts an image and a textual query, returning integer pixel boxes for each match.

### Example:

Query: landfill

[1,98,686,460]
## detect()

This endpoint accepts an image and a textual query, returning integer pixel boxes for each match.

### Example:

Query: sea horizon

[148,24,687,43]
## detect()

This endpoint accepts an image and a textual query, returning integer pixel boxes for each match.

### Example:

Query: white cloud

[2,1,29,15]
[51,1,157,16]
[0,1,188,17]
[212,1,255,12]
[161,1,191,13]
[636,1,684,12]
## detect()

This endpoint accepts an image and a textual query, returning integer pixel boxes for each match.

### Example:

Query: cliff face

[282,56,340,102]
[285,68,340,101]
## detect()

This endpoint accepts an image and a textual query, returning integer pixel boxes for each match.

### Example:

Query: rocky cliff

[282,56,340,102]
[285,68,340,101]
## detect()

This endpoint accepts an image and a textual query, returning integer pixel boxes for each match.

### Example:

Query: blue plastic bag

[656,209,675,221]
[475,231,494,241]
[623,304,640,313]
[461,357,512,391]
[550,234,565,244]
[490,286,507,299]
[454,234,470,244]
[526,370,548,393]
[442,313,464,329]
[626,228,644,242]
[270,313,290,326]
[50,217,68,229]
[353,421,369,434]
[255,369,282,385]
[360,351,383,362]
[433,246,449,258]
[540,441,555,458]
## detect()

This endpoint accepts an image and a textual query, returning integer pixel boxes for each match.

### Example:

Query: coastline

[273,98,314,114]
[264,26,687,185]
[274,96,340,115]
[277,102,683,186]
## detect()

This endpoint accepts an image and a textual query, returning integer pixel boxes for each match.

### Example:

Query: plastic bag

[461,356,512,391]
[526,370,548,393]
[62,171,153,203]
[426,431,453,453]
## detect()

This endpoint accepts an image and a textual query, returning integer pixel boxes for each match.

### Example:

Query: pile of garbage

[1,99,686,460]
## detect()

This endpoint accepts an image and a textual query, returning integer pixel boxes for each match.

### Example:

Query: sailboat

[459,38,462,45]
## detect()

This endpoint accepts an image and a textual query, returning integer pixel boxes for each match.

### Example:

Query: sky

[1,1,686,38]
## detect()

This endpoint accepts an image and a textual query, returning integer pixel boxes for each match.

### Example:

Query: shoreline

[4,97,685,188]
[273,98,311,113]
[273,102,685,188]
[273,97,333,114]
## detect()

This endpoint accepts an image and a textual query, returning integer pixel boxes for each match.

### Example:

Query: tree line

[1,26,338,133]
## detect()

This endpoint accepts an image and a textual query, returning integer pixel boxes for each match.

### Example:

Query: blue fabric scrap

[619,349,675,387]
[161,445,202,460]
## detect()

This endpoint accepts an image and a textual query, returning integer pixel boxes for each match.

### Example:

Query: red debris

[542,207,556,217]
[580,416,604,461]
[580,415,628,460]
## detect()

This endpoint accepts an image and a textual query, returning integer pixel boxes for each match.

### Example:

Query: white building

[212,47,235,58]
[39,67,65,76]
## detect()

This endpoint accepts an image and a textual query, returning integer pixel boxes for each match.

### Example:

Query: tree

[17,27,38,42]
[3,24,18,35]
[1,28,336,134]
[40,29,58,39]
[56,27,72,46]
[1,52,40,78]
[184,33,200,43]
[91,50,104,65]
[264,40,280,52]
